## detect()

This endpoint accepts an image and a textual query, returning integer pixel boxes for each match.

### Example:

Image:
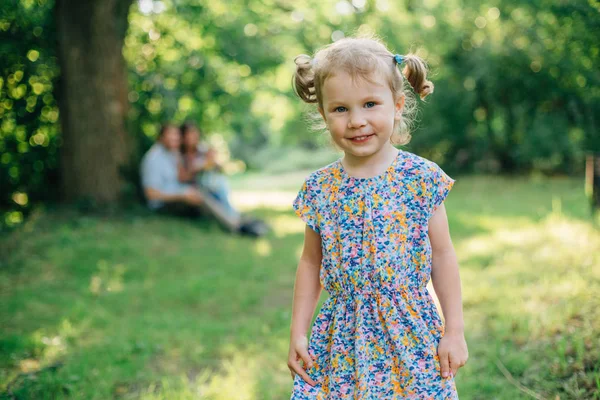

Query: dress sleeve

[425,162,455,219]
[293,179,320,233]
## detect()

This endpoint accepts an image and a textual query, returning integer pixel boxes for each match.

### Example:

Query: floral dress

[291,149,458,399]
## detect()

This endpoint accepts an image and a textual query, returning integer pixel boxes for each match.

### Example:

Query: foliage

[1,0,599,228]
[0,0,59,229]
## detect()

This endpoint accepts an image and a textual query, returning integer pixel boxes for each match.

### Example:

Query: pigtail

[293,54,318,104]
[401,55,434,100]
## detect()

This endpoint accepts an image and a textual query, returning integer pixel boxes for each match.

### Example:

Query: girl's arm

[428,203,468,377]
[287,225,322,386]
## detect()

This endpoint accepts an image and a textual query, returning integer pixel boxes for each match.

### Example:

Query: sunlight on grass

[139,352,260,400]
[89,260,126,294]
[456,210,600,396]
[269,214,305,238]
[458,213,599,268]
[456,212,534,232]
[10,317,79,382]
[198,352,258,400]
[253,238,272,257]
[231,190,296,211]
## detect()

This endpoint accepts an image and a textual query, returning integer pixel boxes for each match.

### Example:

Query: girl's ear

[394,95,405,121]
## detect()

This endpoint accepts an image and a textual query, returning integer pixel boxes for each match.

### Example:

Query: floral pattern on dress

[291,149,457,399]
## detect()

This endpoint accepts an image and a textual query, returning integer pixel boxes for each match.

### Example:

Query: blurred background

[1,0,599,399]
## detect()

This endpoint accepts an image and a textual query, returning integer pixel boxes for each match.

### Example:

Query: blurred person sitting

[179,122,236,216]
[178,121,269,233]
[140,123,265,237]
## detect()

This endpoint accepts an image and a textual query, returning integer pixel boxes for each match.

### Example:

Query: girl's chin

[342,140,392,155]
[345,148,382,158]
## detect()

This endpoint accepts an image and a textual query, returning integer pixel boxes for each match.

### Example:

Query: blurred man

[140,123,265,237]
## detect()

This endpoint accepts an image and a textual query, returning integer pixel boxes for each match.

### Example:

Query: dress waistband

[329,284,423,301]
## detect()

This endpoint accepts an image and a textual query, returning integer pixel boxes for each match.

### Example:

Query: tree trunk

[56,0,134,204]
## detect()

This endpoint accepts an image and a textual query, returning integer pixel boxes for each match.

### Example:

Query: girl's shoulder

[395,149,446,181]
[300,160,341,193]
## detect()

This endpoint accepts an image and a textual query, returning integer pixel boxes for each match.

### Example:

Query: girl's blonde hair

[293,35,434,145]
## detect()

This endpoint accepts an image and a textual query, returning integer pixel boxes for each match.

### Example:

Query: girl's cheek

[331,119,346,131]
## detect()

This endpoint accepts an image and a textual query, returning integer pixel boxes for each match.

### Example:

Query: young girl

[287,36,468,399]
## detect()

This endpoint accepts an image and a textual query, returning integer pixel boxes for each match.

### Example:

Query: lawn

[1,173,599,399]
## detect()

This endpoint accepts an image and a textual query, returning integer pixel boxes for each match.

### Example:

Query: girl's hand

[287,335,316,386]
[437,331,468,379]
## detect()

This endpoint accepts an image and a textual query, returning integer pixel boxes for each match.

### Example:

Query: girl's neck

[341,144,399,178]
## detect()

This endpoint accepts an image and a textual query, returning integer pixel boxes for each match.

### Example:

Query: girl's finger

[289,359,317,386]
[439,352,451,378]
[298,347,314,369]
[450,357,460,377]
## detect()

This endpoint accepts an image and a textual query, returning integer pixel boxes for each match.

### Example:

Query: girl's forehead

[325,70,387,85]
[322,71,391,100]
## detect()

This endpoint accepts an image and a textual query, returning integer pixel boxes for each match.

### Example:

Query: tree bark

[56,0,134,204]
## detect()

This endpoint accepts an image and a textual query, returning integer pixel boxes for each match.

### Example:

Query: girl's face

[183,128,200,150]
[319,71,404,160]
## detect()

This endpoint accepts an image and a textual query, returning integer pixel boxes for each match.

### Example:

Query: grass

[1,174,599,399]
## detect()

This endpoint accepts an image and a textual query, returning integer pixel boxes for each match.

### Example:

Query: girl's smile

[349,134,375,143]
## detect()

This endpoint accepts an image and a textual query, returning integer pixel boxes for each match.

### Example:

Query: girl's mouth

[349,134,375,143]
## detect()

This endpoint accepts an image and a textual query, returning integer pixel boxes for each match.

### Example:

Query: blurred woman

[179,122,236,215]
[179,122,268,235]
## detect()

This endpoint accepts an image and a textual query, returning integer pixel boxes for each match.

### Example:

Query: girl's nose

[347,110,367,129]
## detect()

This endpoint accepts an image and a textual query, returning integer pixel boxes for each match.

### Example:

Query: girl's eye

[334,106,347,113]
[365,101,376,108]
